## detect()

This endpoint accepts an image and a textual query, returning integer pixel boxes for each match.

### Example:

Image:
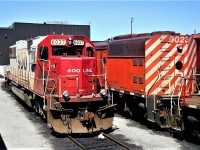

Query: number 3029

[169,36,188,43]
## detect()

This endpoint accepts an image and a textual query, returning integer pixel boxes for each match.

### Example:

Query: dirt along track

[0,77,200,149]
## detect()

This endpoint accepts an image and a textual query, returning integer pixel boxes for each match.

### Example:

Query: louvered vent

[108,37,149,57]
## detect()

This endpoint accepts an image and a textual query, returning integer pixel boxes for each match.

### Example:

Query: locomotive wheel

[184,116,200,142]
[32,99,47,119]
[182,106,200,142]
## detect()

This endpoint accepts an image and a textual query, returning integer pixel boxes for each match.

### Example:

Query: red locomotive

[4,34,116,134]
[94,31,197,131]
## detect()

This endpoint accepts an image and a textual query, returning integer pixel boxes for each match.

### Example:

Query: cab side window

[40,46,48,60]
[86,47,94,57]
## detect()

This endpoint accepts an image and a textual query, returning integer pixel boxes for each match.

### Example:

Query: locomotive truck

[4,34,116,134]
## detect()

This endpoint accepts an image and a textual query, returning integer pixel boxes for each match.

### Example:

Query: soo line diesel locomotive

[4,34,116,134]
[95,31,200,139]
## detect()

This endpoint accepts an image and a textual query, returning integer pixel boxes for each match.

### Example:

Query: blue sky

[0,1,200,41]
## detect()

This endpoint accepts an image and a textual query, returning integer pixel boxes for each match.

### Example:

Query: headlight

[177,45,183,53]
[63,91,70,101]
[68,37,73,45]
[100,89,107,97]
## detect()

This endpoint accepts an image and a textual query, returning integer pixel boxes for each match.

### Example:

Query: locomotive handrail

[179,74,197,96]
[175,76,186,107]
[37,59,51,108]
[170,75,184,115]
[8,67,29,87]
[157,74,184,94]
[146,70,160,108]
[154,73,184,116]
[85,74,106,77]
[97,59,105,68]
[36,58,108,108]
[169,73,199,115]
[158,73,183,115]
[49,74,79,109]
[190,74,200,93]
[49,74,79,96]
[48,74,80,94]
[97,58,108,89]
[85,73,108,90]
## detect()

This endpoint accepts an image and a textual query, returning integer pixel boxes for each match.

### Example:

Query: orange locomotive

[95,31,197,131]
[4,34,116,134]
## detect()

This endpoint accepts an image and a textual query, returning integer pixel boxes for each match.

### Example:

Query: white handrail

[49,74,79,109]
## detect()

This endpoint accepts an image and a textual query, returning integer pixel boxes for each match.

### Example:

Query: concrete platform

[0,79,53,149]
[0,134,6,150]
[0,66,5,78]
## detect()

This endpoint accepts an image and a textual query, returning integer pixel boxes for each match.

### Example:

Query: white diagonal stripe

[145,35,168,56]
[150,44,188,94]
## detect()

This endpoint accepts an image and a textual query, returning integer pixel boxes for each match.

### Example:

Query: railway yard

[0,69,200,150]
[1,1,200,149]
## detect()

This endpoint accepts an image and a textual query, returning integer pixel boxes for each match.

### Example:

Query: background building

[0,22,90,65]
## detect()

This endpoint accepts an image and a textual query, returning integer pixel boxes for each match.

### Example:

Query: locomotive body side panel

[7,40,30,89]
[107,37,147,95]
[107,57,145,93]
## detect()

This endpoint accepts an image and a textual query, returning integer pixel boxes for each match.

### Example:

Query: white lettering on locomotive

[83,68,92,72]
[51,39,66,45]
[67,68,93,73]
[67,69,81,73]
[169,36,188,43]
[73,40,84,46]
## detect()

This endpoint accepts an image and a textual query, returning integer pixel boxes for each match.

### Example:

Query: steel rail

[68,136,87,150]
[103,133,132,150]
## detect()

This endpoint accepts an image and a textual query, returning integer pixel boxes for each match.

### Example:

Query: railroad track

[68,133,132,150]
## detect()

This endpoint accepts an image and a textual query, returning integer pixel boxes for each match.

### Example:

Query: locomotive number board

[73,39,84,46]
[51,39,66,45]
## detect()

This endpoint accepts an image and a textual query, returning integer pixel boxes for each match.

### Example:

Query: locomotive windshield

[52,46,82,56]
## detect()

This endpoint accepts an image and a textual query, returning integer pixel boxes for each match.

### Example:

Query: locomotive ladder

[159,39,185,117]
[40,59,51,108]
[159,39,172,94]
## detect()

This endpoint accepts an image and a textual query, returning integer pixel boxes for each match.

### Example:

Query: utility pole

[131,17,134,34]
[194,29,196,34]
